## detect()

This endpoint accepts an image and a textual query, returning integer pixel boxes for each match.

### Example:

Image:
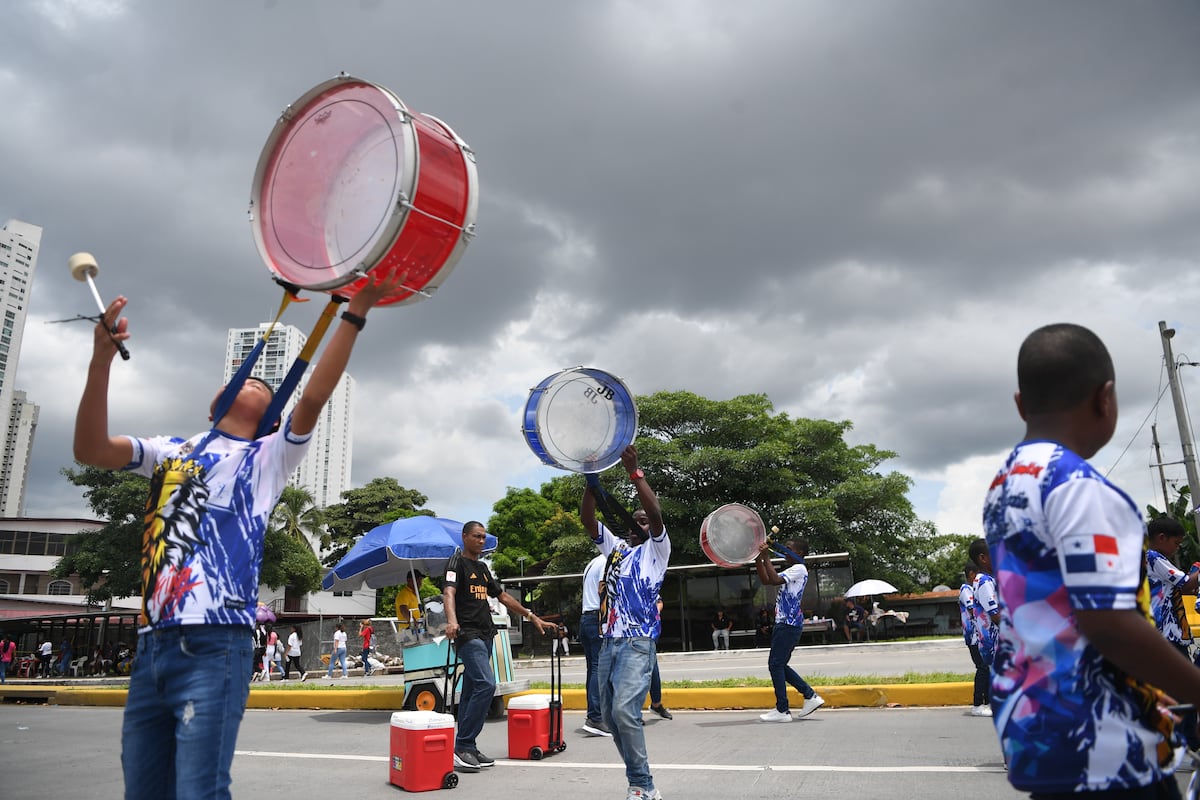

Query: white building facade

[0,220,40,517]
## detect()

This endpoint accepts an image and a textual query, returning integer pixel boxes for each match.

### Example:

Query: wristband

[628,468,645,481]
[340,311,367,331]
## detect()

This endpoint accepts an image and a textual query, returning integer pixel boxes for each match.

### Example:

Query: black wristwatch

[340,311,367,331]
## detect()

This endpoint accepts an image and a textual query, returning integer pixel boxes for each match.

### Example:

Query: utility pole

[1158,321,1200,529]
[1151,424,1173,512]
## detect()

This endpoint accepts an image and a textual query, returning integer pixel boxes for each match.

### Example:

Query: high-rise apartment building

[223,323,354,510]
[2,391,39,517]
[0,220,41,516]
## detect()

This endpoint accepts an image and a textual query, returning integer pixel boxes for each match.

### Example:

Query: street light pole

[518,556,527,577]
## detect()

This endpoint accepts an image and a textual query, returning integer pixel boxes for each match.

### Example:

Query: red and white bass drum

[249,73,478,306]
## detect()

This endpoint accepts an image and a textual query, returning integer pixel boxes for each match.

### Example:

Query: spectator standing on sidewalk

[755,537,824,723]
[326,623,348,679]
[359,619,375,677]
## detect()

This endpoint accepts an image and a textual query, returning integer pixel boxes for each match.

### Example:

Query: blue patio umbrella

[321,516,498,592]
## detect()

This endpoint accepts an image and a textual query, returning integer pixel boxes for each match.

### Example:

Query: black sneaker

[453,749,481,772]
[582,719,612,737]
[650,703,673,720]
[473,750,496,767]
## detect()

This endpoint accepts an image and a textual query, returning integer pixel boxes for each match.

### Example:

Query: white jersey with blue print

[983,439,1173,794]
[958,583,976,645]
[1146,549,1191,646]
[774,562,808,626]
[594,521,670,638]
[970,573,999,662]
[124,420,312,633]
[581,554,604,613]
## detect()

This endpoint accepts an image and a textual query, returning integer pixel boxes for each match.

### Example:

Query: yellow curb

[2,682,974,710]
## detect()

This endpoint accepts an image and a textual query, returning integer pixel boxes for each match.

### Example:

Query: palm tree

[271,485,329,552]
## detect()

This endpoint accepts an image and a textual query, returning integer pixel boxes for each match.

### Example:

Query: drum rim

[248,74,419,291]
[520,366,639,473]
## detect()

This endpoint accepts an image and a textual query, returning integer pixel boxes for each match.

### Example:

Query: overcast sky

[4,1,1200,542]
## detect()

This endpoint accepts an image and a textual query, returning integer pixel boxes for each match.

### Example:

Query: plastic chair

[69,656,89,677]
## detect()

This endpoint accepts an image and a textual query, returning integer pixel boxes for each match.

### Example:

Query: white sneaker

[795,695,825,719]
[627,788,663,800]
[970,705,993,717]
[759,708,792,722]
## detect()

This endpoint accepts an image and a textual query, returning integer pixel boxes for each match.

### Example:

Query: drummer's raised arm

[581,477,600,541]
[293,267,406,436]
[621,446,663,537]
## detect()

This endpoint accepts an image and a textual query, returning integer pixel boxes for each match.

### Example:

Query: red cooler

[389,710,458,791]
[508,693,552,759]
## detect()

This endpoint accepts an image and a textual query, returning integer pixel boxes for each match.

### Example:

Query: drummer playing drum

[74,266,407,800]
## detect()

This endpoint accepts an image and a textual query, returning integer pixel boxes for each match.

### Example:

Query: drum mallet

[69,252,130,360]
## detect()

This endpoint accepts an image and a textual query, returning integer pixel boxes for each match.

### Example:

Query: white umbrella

[845,579,899,598]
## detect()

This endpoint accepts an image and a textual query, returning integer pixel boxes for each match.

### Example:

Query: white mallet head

[68,252,99,282]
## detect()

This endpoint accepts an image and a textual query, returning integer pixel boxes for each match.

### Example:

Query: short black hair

[1148,515,1186,539]
[968,537,989,564]
[462,520,484,536]
[1017,323,1114,415]
[963,561,977,578]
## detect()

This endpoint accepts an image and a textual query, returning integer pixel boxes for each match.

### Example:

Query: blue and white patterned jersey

[983,439,1172,794]
[124,420,311,632]
[971,573,999,662]
[1146,549,1191,646]
[775,562,808,626]
[594,521,670,638]
[958,582,976,645]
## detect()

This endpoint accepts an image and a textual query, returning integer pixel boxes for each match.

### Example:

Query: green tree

[913,532,977,590]
[322,477,433,567]
[271,485,328,551]
[51,466,148,604]
[486,487,558,578]
[259,528,323,593]
[587,391,930,592]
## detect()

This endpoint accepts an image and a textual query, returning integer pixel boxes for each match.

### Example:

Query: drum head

[700,503,766,567]
[251,77,416,293]
[522,367,638,473]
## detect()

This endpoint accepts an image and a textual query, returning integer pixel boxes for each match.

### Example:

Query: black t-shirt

[712,613,732,631]
[444,552,501,642]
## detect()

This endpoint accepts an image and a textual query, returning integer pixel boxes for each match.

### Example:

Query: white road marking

[235,751,1006,773]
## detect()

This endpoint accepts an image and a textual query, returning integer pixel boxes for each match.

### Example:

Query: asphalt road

[1,703,1039,800]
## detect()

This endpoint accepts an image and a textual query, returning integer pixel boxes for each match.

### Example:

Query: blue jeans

[579,612,603,723]
[768,623,815,713]
[122,625,253,800]
[454,637,495,752]
[649,656,662,705]
[0,659,8,683]
[599,637,656,792]
[326,647,347,677]
[362,647,372,676]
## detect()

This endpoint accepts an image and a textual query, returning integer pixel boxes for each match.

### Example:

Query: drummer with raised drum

[581,445,669,800]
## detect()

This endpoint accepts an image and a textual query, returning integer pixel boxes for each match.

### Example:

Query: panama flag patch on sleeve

[1063,533,1120,573]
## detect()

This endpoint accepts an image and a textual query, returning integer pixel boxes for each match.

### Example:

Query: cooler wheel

[530,746,544,760]
[443,772,458,789]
